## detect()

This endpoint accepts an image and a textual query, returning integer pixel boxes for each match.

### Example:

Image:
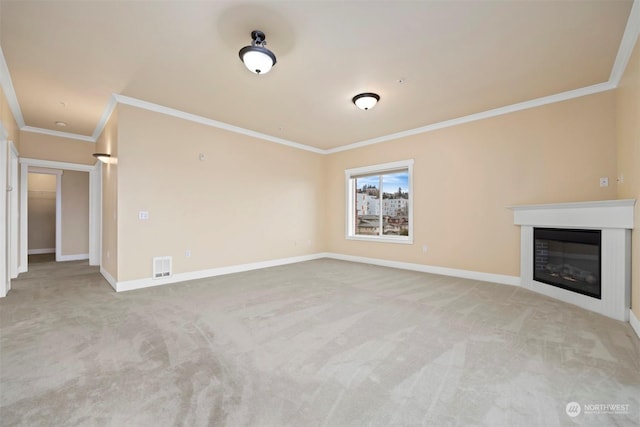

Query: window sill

[346,235,413,245]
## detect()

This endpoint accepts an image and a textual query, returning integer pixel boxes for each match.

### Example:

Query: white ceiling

[0,0,637,152]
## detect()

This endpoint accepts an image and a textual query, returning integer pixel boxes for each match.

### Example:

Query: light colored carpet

[1,258,638,426]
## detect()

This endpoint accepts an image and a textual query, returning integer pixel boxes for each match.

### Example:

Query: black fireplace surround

[533,228,601,299]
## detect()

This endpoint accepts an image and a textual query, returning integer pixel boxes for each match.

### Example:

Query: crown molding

[83,79,619,155]
[20,125,95,143]
[1,0,638,155]
[91,94,118,141]
[7,79,621,155]
[609,0,640,86]
[0,46,25,128]
[113,94,325,154]
[325,81,615,154]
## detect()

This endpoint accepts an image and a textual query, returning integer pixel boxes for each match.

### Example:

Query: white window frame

[345,159,414,244]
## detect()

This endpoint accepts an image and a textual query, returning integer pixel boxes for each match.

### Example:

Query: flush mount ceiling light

[92,153,111,163]
[352,93,380,110]
[239,30,277,75]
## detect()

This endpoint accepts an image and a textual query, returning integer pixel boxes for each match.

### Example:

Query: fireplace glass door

[533,228,601,299]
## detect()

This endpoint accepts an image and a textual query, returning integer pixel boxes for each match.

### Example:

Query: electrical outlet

[185,250,191,258]
[139,211,149,220]
[599,177,608,187]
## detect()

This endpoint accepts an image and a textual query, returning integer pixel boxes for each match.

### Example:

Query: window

[345,160,413,243]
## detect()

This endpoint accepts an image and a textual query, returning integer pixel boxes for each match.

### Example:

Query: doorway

[27,170,59,261]
[27,169,91,264]
[19,158,101,275]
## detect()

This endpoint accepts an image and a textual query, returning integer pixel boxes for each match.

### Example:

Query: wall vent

[153,256,172,279]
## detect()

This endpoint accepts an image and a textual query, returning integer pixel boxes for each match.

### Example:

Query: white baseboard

[100,252,640,337]
[324,253,521,287]
[115,253,327,292]
[100,267,117,291]
[630,310,640,339]
[57,253,89,262]
[110,252,520,293]
[28,248,55,255]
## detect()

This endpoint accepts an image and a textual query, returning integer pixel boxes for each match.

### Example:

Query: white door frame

[19,158,101,274]
[8,142,19,279]
[89,161,102,266]
[0,123,8,297]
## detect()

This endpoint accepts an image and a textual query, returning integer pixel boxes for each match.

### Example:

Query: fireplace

[533,228,601,299]
[509,199,634,321]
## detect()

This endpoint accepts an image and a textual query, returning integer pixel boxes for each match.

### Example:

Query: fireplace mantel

[509,199,635,229]
[509,199,635,321]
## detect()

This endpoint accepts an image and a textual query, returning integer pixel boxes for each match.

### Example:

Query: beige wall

[19,132,95,164]
[96,108,118,279]
[27,173,56,251]
[616,40,640,320]
[101,90,620,285]
[115,105,325,282]
[326,91,617,277]
[61,170,89,256]
[0,85,20,149]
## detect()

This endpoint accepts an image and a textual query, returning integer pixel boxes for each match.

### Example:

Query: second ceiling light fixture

[352,93,380,110]
[238,29,380,111]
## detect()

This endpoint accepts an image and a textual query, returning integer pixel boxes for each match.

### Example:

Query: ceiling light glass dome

[352,93,380,110]
[239,30,277,75]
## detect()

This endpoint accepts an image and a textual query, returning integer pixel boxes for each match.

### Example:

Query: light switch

[139,211,149,220]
